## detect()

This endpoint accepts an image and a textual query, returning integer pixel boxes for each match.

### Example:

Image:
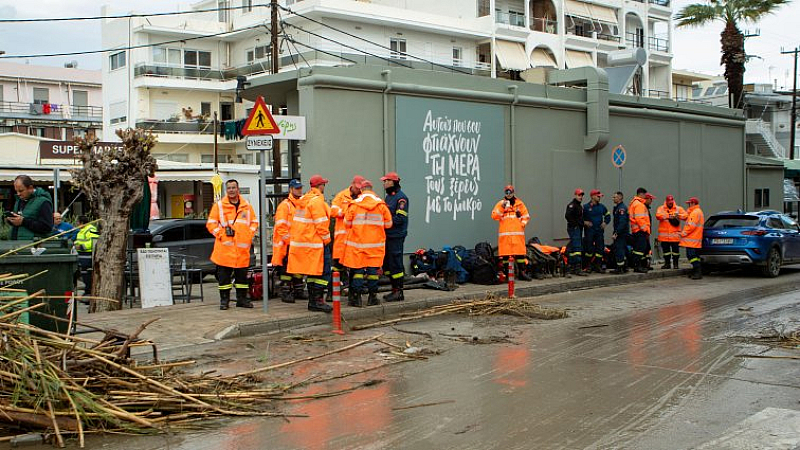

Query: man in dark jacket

[565,188,587,276]
[6,175,53,240]
[610,191,630,274]
[583,189,610,273]
[381,172,409,302]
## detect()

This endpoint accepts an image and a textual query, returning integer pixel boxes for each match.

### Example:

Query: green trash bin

[0,241,77,334]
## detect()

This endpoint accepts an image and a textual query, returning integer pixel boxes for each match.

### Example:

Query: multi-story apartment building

[101,0,673,162]
[0,61,103,146]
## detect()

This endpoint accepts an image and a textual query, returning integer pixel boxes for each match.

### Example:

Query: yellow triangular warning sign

[242,96,280,135]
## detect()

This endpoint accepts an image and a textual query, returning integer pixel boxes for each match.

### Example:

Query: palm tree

[675,0,790,109]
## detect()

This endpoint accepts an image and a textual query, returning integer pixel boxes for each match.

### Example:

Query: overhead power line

[279,4,472,75]
[0,23,266,59]
[0,3,271,23]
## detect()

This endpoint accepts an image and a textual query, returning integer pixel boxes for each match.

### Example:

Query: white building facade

[101,0,674,162]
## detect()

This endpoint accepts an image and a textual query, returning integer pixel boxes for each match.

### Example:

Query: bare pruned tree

[71,129,158,312]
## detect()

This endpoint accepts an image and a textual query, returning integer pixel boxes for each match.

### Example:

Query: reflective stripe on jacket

[341,191,392,269]
[271,195,299,266]
[331,187,356,260]
[680,205,704,248]
[491,198,529,256]
[287,188,331,276]
[629,196,650,234]
[206,196,258,268]
[655,203,688,242]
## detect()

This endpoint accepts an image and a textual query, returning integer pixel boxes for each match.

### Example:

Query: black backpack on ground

[469,242,499,285]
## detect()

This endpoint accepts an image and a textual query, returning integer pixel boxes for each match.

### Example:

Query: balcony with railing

[134,61,272,82]
[648,0,670,7]
[0,101,102,122]
[625,31,645,48]
[568,26,620,43]
[648,36,669,53]
[135,120,215,135]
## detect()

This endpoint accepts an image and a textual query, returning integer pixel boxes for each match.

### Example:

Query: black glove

[668,218,680,227]
[516,211,522,218]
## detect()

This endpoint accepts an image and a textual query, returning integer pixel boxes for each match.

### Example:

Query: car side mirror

[152,235,164,243]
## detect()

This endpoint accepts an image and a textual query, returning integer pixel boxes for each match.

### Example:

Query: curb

[214,268,691,340]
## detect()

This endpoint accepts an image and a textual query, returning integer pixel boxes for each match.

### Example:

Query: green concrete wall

[253,66,746,251]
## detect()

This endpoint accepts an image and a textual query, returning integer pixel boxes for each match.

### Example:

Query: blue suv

[700,210,800,277]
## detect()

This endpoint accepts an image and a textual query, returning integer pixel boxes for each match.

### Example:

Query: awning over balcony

[564,0,592,19]
[565,50,594,68]
[495,40,531,71]
[588,4,618,25]
[531,48,558,68]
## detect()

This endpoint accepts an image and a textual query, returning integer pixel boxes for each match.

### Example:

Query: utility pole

[270,0,282,192]
[782,47,799,160]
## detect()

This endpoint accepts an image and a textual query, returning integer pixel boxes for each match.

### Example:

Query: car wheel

[760,247,781,278]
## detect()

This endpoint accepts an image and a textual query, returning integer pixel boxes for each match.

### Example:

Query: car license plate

[711,238,734,245]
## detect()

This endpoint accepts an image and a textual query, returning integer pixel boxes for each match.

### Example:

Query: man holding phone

[6,175,54,240]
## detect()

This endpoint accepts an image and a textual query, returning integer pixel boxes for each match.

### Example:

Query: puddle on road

[85,294,786,450]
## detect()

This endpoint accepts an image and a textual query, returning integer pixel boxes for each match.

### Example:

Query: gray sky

[0,0,798,89]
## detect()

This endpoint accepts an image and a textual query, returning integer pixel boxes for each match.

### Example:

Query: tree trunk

[71,130,158,312]
[721,21,746,109]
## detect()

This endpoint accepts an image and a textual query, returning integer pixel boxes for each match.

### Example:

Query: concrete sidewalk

[77,268,688,355]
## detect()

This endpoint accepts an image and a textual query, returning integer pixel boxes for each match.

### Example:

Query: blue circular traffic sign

[612,145,626,168]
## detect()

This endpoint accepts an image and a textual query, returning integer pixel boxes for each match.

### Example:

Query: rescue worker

[583,189,611,273]
[206,179,258,310]
[655,194,688,269]
[342,180,392,307]
[629,188,652,273]
[491,185,532,280]
[644,193,656,270]
[565,189,587,276]
[74,215,99,297]
[680,197,705,280]
[610,191,630,274]
[381,172,409,302]
[287,174,332,313]
[272,179,305,304]
[331,175,365,296]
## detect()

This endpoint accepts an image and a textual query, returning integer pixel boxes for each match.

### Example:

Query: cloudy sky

[0,0,798,89]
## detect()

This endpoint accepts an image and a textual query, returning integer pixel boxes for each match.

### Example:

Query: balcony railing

[645,89,670,99]
[134,61,272,82]
[0,101,102,121]
[530,17,557,34]
[597,33,621,43]
[648,36,669,52]
[496,11,526,27]
[625,32,645,48]
[569,28,620,42]
[136,120,215,134]
[648,0,670,6]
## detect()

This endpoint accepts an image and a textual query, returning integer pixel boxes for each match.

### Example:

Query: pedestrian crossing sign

[242,96,280,135]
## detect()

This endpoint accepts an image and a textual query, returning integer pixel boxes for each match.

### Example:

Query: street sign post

[242,96,281,313]
[611,145,626,191]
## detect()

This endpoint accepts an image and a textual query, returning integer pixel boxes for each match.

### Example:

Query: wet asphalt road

[78,272,800,450]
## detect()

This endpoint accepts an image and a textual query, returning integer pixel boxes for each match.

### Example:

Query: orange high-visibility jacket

[287,188,331,276]
[206,195,258,269]
[331,187,356,260]
[680,205,704,248]
[270,195,300,266]
[655,203,688,242]
[341,191,393,269]
[533,243,561,254]
[629,196,651,234]
[491,198,530,256]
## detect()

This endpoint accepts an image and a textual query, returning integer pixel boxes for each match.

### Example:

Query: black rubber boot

[235,289,253,308]
[384,278,405,302]
[279,284,295,303]
[367,291,380,306]
[572,265,588,277]
[292,281,309,300]
[307,286,332,313]
[690,265,703,280]
[219,290,230,310]
[661,260,672,270]
[349,291,363,307]
[673,257,680,269]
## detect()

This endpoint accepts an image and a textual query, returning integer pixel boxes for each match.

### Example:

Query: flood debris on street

[352,294,568,331]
